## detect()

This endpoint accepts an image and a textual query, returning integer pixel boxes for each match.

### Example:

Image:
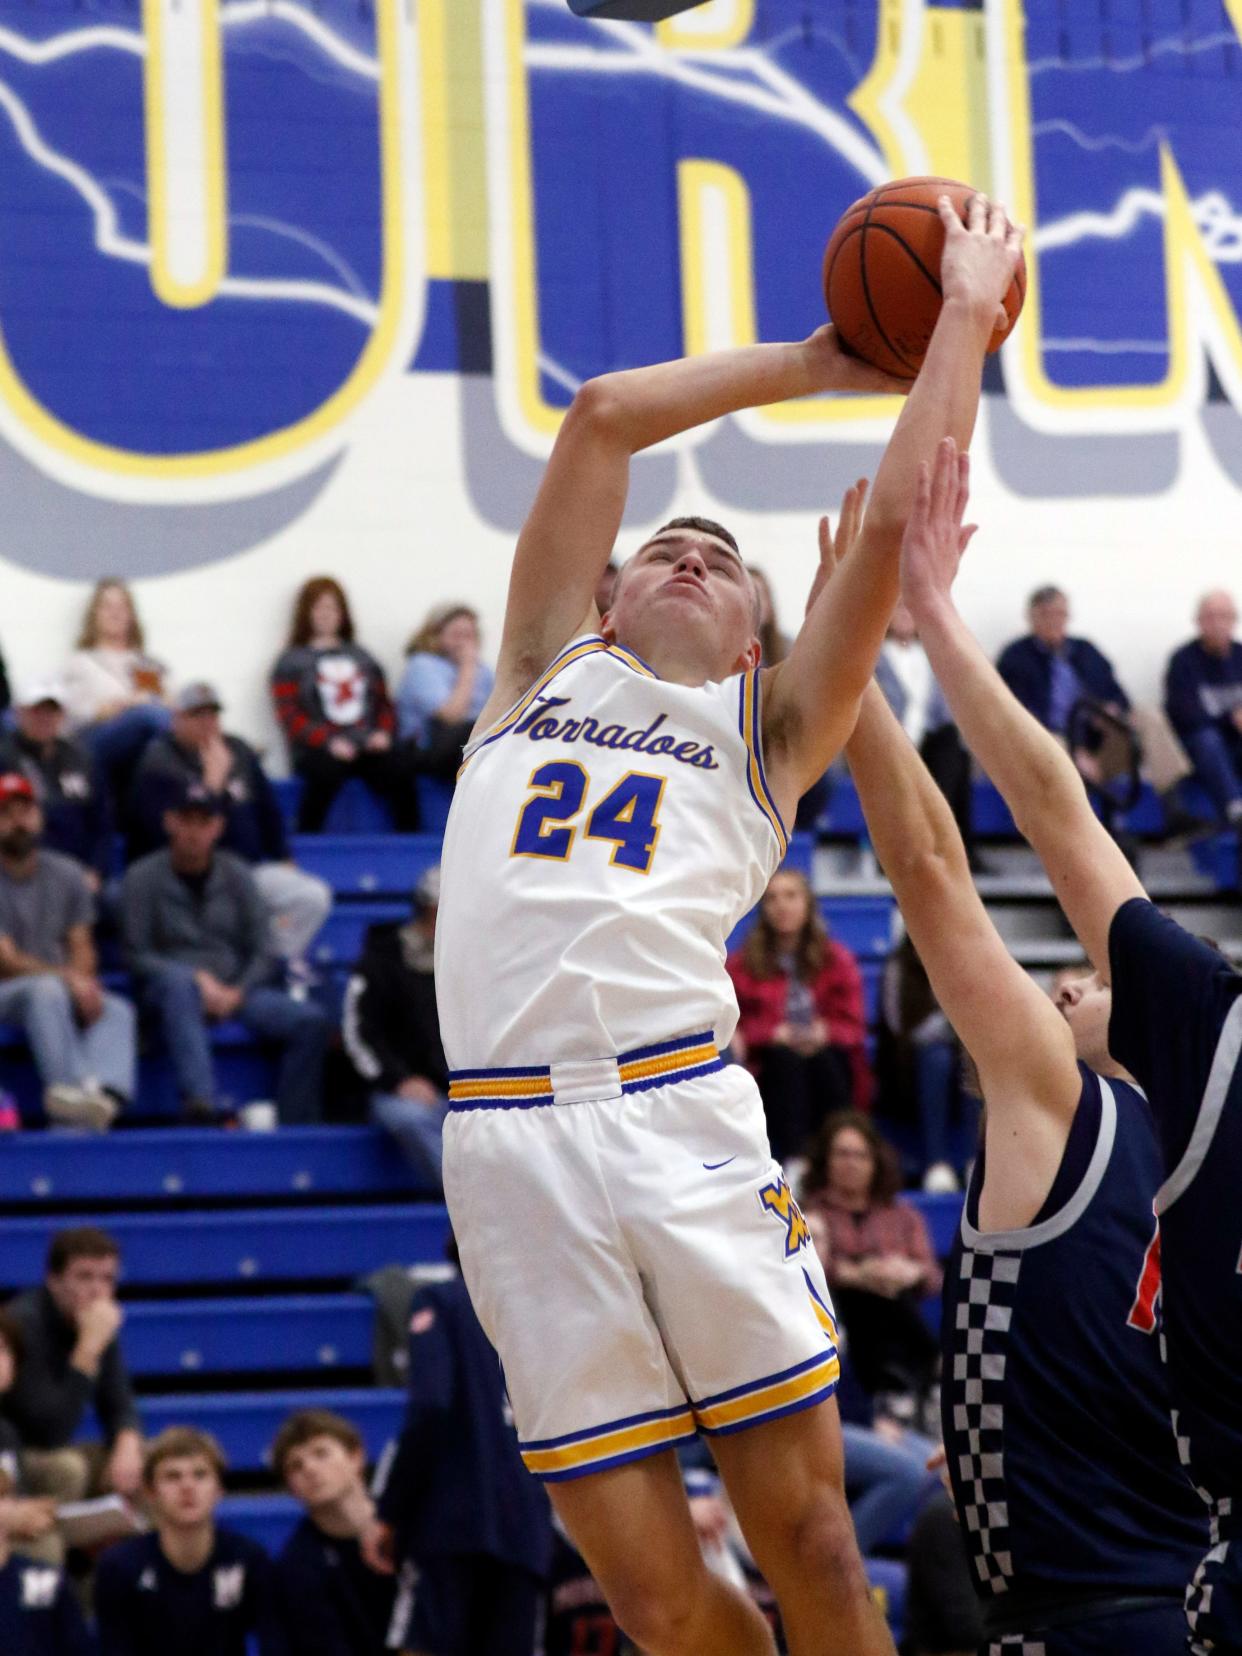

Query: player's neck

[1092,1054,1136,1086]
[158,1520,215,1574]
[310,1483,375,1541]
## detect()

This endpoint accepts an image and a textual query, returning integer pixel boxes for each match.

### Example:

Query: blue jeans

[842,1423,940,1553]
[82,703,172,786]
[371,1087,447,1191]
[1182,725,1242,818]
[0,976,135,1099]
[140,963,329,1122]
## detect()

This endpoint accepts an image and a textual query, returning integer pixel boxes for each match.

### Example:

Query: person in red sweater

[727,868,868,1165]
[270,577,421,832]
[801,1111,942,1416]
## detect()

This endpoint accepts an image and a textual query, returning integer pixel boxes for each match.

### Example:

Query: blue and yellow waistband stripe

[520,1402,697,1482]
[739,669,789,857]
[449,1032,724,1109]
[692,1350,840,1437]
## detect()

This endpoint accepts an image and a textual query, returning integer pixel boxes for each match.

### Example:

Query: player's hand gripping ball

[823,177,1026,382]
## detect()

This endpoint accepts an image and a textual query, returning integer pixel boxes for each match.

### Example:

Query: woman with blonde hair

[62,578,171,801]
[395,603,494,777]
[726,867,868,1164]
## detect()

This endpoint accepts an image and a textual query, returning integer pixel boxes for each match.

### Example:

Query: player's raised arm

[487,333,908,722]
[761,198,1025,815]
[841,454,1081,1226]
[901,459,1146,981]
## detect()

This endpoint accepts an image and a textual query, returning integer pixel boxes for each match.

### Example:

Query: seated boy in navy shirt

[0,1499,92,1656]
[94,1428,281,1656]
[271,1410,396,1656]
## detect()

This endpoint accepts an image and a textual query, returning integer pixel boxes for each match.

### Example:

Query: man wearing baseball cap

[121,777,330,1124]
[129,682,329,982]
[0,680,111,889]
[0,774,136,1130]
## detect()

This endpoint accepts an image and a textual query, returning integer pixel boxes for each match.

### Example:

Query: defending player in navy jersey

[829,454,1206,1655]
[889,450,1240,1655]
[434,199,1022,1656]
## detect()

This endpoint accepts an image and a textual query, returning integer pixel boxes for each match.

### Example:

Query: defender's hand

[938,194,1025,333]
[899,439,977,621]
[806,477,869,616]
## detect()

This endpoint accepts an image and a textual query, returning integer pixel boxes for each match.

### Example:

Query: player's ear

[737,636,761,674]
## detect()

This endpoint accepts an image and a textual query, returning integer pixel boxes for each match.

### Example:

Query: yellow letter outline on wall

[986,0,1242,434]
[0,0,425,497]
[143,0,228,310]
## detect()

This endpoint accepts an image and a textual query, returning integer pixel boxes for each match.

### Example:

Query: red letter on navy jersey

[1127,1220,1162,1334]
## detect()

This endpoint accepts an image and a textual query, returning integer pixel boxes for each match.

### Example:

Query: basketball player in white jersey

[435,196,1022,1656]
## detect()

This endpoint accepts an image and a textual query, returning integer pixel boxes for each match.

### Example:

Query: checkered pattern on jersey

[986,1640,1046,1656]
[952,1247,1022,1595]
[1186,1494,1236,1656]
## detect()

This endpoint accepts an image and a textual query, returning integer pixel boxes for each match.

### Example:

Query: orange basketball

[822,177,1026,382]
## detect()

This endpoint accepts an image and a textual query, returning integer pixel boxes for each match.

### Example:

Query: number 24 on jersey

[511,761,666,874]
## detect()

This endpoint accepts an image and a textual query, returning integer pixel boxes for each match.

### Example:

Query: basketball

[822,177,1026,382]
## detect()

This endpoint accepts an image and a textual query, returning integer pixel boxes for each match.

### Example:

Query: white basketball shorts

[443,1031,841,1482]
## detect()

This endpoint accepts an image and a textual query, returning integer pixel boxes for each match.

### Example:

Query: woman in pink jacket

[727,868,869,1167]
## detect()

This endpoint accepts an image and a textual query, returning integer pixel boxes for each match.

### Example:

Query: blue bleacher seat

[123,1294,375,1377]
[290,833,441,900]
[0,1205,450,1290]
[727,893,894,962]
[0,1127,420,1205]
[108,1388,406,1472]
[902,1190,963,1261]
[310,902,406,970]
[218,1493,303,1555]
[864,1557,907,1643]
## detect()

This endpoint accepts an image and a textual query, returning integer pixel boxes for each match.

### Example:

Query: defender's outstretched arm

[486,330,907,723]
[762,199,1025,813]
[901,467,1146,980]
[841,456,1081,1226]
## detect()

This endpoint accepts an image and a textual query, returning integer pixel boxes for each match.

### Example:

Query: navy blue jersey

[94,1528,282,1656]
[376,1274,551,1578]
[0,1556,93,1656]
[1108,898,1242,1515]
[274,1519,396,1656]
[942,1067,1206,1638]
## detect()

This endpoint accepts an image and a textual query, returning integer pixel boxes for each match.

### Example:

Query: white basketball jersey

[435,635,789,1069]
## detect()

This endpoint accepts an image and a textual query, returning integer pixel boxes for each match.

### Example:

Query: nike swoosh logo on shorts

[702,1156,737,1171]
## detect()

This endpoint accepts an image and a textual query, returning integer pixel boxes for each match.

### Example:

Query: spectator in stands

[902,1492,984,1656]
[0,1503,93,1656]
[363,1246,552,1656]
[747,565,791,666]
[876,604,975,867]
[0,773,135,1131]
[63,580,170,808]
[727,869,867,1167]
[95,1427,281,1656]
[996,585,1129,736]
[129,682,330,982]
[396,605,495,778]
[270,577,419,833]
[801,1112,941,1415]
[876,934,971,1194]
[271,1409,396,1655]
[1164,589,1242,826]
[0,1310,58,1567]
[3,1228,143,1553]
[122,779,330,1124]
[343,866,447,1190]
[0,682,112,891]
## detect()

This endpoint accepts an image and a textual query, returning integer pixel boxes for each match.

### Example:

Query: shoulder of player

[471,631,608,738]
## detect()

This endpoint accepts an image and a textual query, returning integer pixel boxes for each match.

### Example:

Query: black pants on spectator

[752,1043,853,1163]
[832,1286,940,1399]
[920,724,974,858]
[294,742,421,832]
